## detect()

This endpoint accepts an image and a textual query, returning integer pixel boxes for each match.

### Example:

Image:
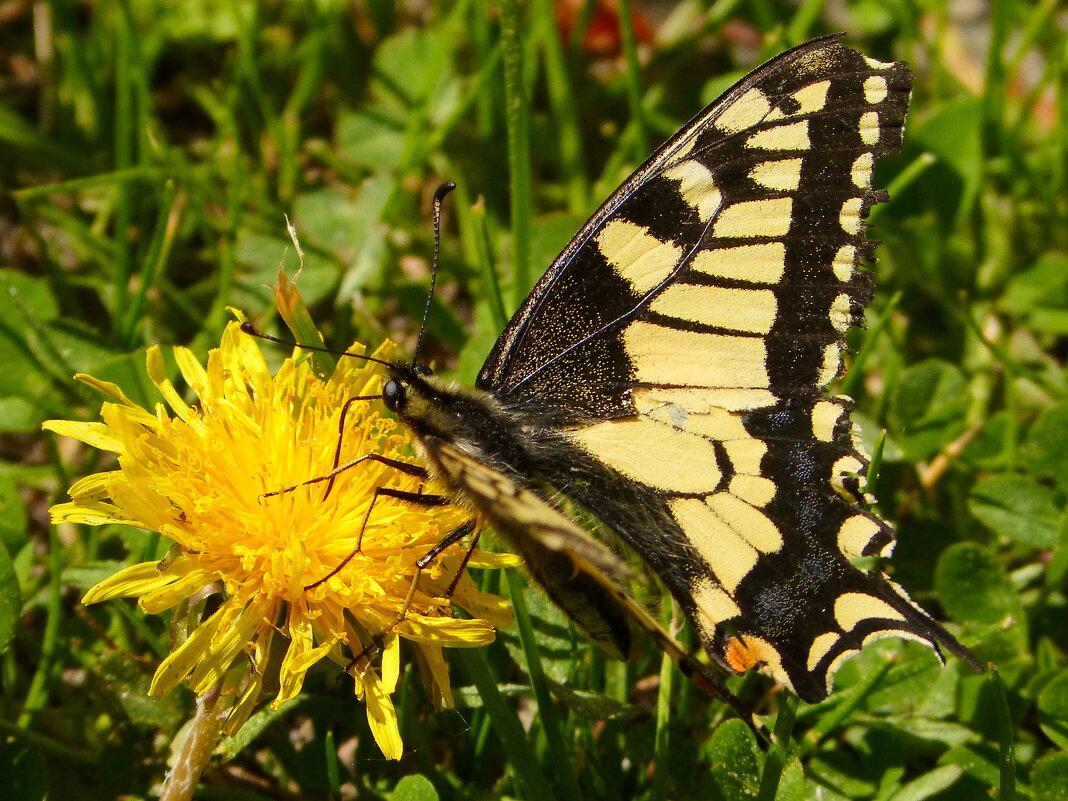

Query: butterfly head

[381,363,454,436]
[382,362,509,454]
[382,363,433,410]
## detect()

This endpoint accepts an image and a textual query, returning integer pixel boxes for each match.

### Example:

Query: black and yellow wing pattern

[385,35,980,703]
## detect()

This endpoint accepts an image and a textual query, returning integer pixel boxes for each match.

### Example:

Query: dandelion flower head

[44,316,514,759]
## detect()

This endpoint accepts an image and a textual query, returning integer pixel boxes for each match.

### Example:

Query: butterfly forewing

[482,38,906,403]
[473,36,978,700]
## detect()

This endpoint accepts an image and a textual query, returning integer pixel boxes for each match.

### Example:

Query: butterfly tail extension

[787,573,983,703]
[881,580,984,673]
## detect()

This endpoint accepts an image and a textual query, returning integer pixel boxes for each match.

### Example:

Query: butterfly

[267,34,982,705]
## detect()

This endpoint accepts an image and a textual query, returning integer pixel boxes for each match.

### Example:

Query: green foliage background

[2,1,1067,799]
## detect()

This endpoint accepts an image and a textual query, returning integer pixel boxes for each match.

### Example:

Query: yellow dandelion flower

[43,317,514,760]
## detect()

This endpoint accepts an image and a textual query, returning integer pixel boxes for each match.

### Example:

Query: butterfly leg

[347,518,480,674]
[321,396,374,500]
[262,453,429,499]
[263,391,427,501]
[304,484,450,590]
[398,519,480,621]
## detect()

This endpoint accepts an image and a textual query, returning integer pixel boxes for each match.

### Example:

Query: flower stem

[160,683,225,801]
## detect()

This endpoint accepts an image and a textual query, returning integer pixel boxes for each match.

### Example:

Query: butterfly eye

[382,379,405,411]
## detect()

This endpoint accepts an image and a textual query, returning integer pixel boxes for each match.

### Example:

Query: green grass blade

[840,290,902,398]
[991,667,1016,801]
[455,648,555,800]
[650,638,675,801]
[532,0,588,213]
[112,1,139,342]
[615,0,649,159]
[121,180,178,343]
[757,695,796,801]
[472,199,509,332]
[500,0,533,306]
[507,574,582,801]
[16,527,64,729]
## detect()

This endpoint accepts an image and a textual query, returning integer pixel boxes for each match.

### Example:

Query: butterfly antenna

[239,322,393,369]
[412,181,457,367]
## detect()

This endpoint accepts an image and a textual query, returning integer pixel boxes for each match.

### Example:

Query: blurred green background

[2,1,1067,799]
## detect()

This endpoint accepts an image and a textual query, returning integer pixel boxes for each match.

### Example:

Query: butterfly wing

[477,36,979,700]
[424,435,754,718]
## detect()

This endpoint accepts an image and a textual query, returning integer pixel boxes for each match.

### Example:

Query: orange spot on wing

[724,634,771,673]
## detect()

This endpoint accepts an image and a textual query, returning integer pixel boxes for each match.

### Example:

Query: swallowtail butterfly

[281,35,983,703]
